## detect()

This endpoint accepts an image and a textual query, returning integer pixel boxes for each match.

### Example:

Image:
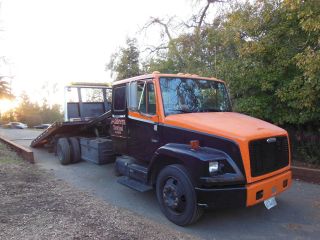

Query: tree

[38,100,63,124]
[143,0,320,126]
[107,38,140,80]
[108,0,319,163]
[0,76,11,99]
[217,0,320,125]
[146,0,320,163]
[14,92,41,126]
[11,92,63,126]
[1,4,13,100]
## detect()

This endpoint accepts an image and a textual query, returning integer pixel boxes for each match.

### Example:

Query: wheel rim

[162,177,186,214]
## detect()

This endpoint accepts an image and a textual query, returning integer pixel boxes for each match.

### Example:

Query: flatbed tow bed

[31,82,112,148]
[31,110,112,148]
[30,121,89,148]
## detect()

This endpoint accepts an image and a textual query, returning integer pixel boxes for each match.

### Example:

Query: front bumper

[196,169,292,209]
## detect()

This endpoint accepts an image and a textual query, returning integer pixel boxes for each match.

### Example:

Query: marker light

[190,140,200,150]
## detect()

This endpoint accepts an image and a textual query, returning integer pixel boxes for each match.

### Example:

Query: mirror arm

[138,81,146,111]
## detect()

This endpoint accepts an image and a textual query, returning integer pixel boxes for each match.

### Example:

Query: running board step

[117,176,152,192]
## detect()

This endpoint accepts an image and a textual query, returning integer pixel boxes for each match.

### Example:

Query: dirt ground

[0,143,197,240]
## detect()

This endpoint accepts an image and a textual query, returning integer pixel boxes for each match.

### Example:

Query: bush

[286,125,320,166]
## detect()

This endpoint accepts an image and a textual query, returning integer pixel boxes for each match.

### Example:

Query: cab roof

[66,82,111,89]
[112,72,225,86]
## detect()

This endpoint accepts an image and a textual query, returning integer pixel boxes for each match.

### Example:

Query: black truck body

[31,73,292,226]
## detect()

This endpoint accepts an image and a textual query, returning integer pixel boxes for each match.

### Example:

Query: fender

[149,143,245,186]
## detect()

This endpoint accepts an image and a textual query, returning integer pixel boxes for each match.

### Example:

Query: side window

[81,88,104,102]
[131,81,156,115]
[113,86,126,112]
[147,82,156,115]
[137,82,146,113]
[105,88,113,103]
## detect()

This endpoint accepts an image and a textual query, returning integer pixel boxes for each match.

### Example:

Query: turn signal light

[190,140,200,150]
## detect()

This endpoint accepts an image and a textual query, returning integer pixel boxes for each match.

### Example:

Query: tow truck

[31,72,292,226]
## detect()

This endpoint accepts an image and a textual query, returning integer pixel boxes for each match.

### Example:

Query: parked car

[34,124,51,129]
[3,122,28,129]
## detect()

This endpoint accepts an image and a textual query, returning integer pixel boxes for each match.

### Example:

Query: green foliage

[1,92,63,126]
[287,126,320,166]
[105,0,319,163]
[13,92,40,126]
[38,99,64,125]
[139,0,320,163]
[145,0,320,127]
[107,38,140,80]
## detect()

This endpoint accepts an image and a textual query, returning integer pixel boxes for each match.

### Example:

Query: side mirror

[128,81,138,111]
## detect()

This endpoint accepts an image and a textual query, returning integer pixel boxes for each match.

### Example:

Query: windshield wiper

[170,109,194,113]
[200,108,224,112]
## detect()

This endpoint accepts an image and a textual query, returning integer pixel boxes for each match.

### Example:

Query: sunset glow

[0,99,18,114]
[0,0,195,105]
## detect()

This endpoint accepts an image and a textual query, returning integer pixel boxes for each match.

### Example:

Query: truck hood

[163,112,287,142]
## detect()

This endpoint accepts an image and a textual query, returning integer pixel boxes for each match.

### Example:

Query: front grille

[249,136,289,177]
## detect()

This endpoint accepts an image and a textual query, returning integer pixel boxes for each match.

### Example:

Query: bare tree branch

[142,44,168,53]
[196,0,226,36]
[140,17,176,42]
[141,17,185,68]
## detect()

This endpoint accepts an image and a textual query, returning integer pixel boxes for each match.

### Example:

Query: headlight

[209,161,219,175]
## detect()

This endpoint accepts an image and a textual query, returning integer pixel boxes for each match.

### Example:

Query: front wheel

[156,164,203,226]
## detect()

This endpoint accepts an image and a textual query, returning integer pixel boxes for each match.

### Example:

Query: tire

[156,164,203,226]
[56,138,71,165]
[69,137,81,163]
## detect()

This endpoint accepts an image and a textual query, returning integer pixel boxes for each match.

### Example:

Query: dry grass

[0,143,198,240]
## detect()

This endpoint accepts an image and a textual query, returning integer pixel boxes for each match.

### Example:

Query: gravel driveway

[0,143,197,240]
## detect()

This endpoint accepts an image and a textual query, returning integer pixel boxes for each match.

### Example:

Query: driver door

[127,80,160,162]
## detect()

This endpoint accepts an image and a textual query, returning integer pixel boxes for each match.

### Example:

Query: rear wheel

[156,164,203,226]
[56,138,71,165]
[69,137,81,163]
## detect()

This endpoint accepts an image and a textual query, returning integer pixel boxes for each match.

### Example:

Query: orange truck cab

[110,72,292,226]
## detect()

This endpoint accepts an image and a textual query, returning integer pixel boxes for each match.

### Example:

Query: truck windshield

[159,77,231,116]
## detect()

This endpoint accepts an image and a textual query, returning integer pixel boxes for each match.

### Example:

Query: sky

[0,0,215,106]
